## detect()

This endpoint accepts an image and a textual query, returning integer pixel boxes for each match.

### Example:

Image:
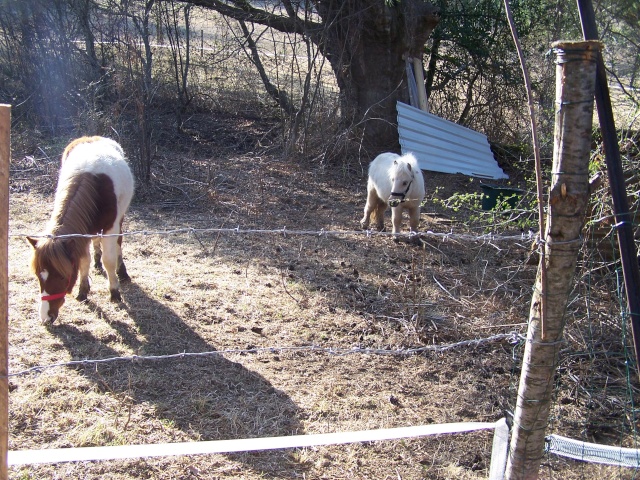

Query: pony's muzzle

[388,195,403,208]
[39,297,63,324]
[40,308,58,325]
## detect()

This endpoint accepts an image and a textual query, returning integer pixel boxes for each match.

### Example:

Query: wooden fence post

[0,104,11,480]
[504,41,600,480]
[412,57,429,112]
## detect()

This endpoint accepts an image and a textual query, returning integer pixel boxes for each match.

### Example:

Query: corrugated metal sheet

[397,102,508,179]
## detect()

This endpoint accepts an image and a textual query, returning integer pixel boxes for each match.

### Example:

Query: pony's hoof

[409,234,422,245]
[117,263,131,282]
[76,293,88,302]
[110,290,122,302]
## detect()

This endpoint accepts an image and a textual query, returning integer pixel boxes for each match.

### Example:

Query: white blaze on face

[39,270,50,323]
[39,296,51,323]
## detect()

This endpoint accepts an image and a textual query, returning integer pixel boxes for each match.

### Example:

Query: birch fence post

[504,41,601,480]
[0,104,11,480]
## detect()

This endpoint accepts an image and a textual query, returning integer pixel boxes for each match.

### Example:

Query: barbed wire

[10,225,537,244]
[8,332,523,378]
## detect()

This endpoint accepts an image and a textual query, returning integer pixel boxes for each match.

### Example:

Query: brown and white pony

[360,152,425,234]
[28,136,134,323]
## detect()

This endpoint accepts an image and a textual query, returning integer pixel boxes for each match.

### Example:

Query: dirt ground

[5,119,639,479]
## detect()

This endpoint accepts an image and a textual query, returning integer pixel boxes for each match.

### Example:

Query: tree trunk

[127,0,155,184]
[424,35,440,98]
[505,40,601,480]
[72,0,101,84]
[184,0,439,155]
[238,20,295,116]
[314,0,440,155]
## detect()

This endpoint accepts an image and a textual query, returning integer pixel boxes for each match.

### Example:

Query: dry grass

[5,119,640,479]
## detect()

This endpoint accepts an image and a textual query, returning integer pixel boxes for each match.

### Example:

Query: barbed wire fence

[10,222,629,375]
[7,333,524,379]
[8,220,640,474]
[11,225,538,243]
[9,224,535,376]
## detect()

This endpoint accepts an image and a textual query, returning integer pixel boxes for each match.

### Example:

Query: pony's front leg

[391,207,403,234]
[101,236,123,302]
[77,245,91,302]
[408,205,421,233]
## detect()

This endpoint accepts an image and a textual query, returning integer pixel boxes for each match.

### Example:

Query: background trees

[184,0,441,155]
[0,0,637,183]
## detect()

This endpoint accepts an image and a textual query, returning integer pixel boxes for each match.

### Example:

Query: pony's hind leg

[116,234,130,283]
[77,243,91,301]
[360,187,378,230]
[101,236,123,301]
[92,237,104,274]
[374,199,387,231]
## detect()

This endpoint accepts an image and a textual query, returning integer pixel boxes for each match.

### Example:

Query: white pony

[360,152,425,234]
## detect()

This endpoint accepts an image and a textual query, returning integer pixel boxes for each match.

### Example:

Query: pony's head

[27,236,78,324]
[388,159,415,208]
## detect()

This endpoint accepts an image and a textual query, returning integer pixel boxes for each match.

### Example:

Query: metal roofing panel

[397,102,508,179]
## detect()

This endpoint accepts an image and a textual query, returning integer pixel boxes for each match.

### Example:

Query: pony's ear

[26,237,38,249]
[407,163,412,172]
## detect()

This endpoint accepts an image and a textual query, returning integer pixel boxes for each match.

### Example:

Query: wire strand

[10,226,537,243]
[7,332,523,378]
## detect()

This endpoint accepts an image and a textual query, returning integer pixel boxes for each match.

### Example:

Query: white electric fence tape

[546,434,640,468]
[8,422,496,466]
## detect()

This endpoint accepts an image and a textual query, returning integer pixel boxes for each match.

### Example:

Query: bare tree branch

[181,0,318,34]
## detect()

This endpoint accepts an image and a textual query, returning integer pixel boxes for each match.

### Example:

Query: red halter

[41,291,68,302]
[40,264,74,302]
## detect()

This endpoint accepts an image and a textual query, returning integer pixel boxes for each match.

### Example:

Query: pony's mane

[33,171,101,283]
[49,172,100,237]
[30,237,76,283]
[391,156,416,179]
